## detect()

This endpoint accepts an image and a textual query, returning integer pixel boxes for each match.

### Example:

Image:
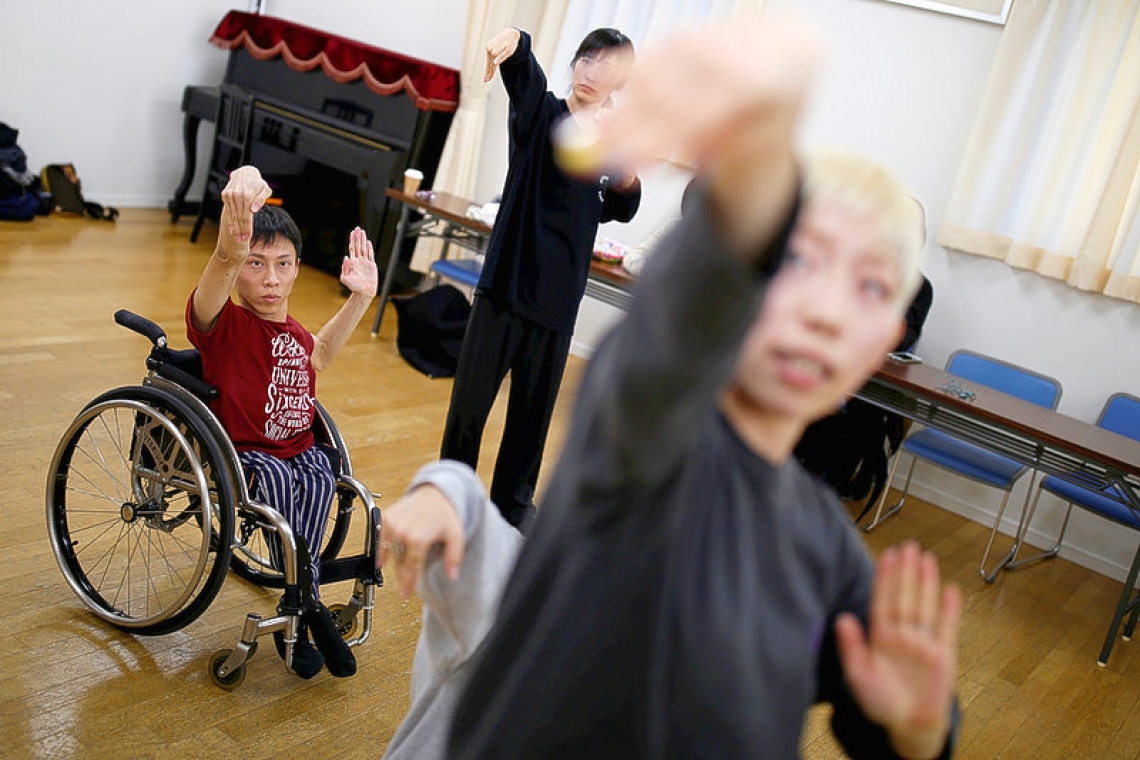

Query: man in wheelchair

[186,165,377,678]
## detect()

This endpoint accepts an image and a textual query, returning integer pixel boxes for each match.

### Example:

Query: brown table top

[385,188,492,234]
[587,258,637,290]
[384,187,638,292]
[865,358,1140,479]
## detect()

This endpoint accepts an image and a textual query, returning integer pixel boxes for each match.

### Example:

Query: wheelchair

[46,309,384,689]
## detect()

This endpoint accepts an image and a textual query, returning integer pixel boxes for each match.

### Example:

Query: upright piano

[169,11,460,280]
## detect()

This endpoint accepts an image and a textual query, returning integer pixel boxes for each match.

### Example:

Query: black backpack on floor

[392,285,472,378]
[40,163,118,221]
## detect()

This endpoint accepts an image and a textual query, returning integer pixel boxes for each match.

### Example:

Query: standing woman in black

[440,26,641,529]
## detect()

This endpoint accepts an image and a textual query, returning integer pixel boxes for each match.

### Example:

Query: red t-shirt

[186,295,317,458]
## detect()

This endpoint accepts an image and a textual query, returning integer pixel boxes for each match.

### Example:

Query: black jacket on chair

[794,276,934,512]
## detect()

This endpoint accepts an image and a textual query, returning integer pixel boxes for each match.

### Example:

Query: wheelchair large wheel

[46,387,236,634]
[228,486,353,588]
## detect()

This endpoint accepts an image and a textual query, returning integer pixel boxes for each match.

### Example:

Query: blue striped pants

[239,446,336,597]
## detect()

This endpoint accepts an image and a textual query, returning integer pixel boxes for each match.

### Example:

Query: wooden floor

[3,209,1140,759]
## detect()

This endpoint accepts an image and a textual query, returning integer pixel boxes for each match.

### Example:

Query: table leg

[1098,539,1140,666]
[1097,481,1140,665]
[372,204,411,337]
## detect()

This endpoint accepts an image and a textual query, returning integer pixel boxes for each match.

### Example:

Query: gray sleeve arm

[406,460,523,673]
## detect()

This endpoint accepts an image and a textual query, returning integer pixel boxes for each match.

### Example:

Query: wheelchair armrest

[146,346,218,401]
[150,358,219,401]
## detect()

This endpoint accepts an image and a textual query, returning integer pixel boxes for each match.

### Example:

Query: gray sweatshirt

[381,460,522,760]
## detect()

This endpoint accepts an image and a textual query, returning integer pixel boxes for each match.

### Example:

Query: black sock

[272,621,324,679]
[304,602,356,677]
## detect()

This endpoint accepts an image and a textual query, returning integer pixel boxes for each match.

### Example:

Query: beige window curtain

[938,0,1140,303]
[546,0,767,95]
[408,0,520,273]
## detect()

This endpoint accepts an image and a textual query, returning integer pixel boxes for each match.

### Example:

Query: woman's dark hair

[571,27,634,65]
[252,204,303,259]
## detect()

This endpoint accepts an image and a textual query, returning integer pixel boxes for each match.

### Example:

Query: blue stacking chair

[429,256,482,289]
[865,350,1062,582]
[1008,392,1140,665]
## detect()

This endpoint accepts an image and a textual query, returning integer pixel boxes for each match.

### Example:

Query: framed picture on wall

[880,0,1013,25]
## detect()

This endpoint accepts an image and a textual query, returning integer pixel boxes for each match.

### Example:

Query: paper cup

[403,168,423,195]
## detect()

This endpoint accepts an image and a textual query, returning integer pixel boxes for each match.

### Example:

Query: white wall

[2,0,465,208]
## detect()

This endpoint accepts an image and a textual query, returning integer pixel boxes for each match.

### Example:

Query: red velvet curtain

[210,11,460,112]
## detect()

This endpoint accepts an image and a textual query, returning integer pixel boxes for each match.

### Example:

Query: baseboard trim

[902,473,1133,584]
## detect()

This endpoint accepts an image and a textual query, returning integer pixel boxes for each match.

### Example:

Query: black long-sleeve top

[477,30,641,334]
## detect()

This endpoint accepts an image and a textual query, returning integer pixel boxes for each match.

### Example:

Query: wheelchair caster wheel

[327,603,359,640]
[208,649,247,690]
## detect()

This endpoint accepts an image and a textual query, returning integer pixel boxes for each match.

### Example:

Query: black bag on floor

[794,276,934,520]
[0,192,40,221]
[0,122,47,221]
[794,399,906,508]
[40,163,118,221]
[392,285,472,378]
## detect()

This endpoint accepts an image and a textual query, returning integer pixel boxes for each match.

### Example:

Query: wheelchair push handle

[114,309,219,400]
[115,309,167,347]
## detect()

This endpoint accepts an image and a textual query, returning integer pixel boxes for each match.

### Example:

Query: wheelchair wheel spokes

[229,489,353,588]
[47,390,235,634]
[321,488,354,562]
[50,401,210,626]
[230,509,285,586]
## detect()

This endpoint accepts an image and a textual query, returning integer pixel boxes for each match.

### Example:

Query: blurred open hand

[339,226,377,298]
[835,541,961,759]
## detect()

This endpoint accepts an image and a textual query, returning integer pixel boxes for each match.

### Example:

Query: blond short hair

[801,150,926,309]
